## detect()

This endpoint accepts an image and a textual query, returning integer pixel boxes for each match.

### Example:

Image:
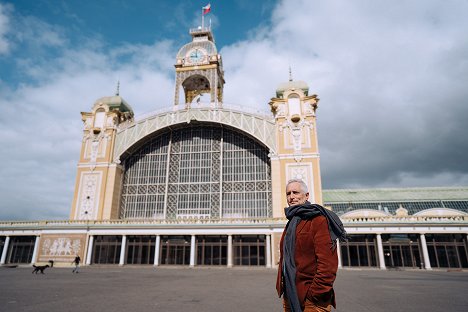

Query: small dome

[93,95,133,114]
[276,80,309,98]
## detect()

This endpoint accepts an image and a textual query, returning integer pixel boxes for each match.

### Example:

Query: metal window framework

[196,235,228,266]
[327,200,468,215]
[120,125,272,220]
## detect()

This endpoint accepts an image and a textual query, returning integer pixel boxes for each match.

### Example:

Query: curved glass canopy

[120,125,272,220]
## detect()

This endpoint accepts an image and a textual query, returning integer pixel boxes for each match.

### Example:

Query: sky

[0,0,467,220]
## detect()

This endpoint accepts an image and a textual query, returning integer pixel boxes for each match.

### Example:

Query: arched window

[119,125,272,220]
[287,93,301,116]
[94,109,106,128]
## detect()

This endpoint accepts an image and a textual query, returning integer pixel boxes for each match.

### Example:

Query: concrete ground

[0,266,467,312]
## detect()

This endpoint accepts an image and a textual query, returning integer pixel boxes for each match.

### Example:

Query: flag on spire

[203,3,211,15]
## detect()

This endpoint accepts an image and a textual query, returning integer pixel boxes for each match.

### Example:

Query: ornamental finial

[115,80,120,96]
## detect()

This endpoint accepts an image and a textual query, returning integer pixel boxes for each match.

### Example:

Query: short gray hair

[286,179,309,193]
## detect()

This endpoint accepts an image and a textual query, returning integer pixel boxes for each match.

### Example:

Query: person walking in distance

[276,179,347,312]
[72,255,81,273]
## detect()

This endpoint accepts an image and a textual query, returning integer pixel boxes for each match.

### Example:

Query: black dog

[32,260,54,274]
[32,264,49,274]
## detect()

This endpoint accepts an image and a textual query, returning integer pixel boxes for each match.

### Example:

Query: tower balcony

[189,26,214,42]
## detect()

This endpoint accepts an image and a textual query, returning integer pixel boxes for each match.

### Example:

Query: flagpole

[201,7,204,29]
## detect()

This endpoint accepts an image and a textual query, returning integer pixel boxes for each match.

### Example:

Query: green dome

[276,80,309,98]
[94,96,133,113]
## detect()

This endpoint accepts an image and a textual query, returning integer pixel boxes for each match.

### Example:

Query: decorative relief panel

[90,140,100,163]
[76,172,102,220]
[37,234,86,262]
[279,119,312,156]
[291,128,302,152]
[303,101,316,116]
[83,131,109,168]
[107,116,117,128]
[84,117,92,130]
[275,103,286,118]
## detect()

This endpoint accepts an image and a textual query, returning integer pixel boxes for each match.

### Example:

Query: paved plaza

[1,266,467,312]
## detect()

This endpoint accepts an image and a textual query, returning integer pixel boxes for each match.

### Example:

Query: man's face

[286,182,309,206]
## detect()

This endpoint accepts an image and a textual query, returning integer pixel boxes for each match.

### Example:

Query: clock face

[188,48,205,63]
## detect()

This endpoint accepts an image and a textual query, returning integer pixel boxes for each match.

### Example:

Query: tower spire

[115,80,120,96]
[289,65,293,82]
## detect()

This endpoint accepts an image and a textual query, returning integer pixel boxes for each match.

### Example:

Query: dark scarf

[282,201,347,312]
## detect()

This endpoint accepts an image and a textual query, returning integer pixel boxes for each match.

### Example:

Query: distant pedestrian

[72,255,81,273]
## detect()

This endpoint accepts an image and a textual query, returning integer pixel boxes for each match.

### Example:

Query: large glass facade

[196,235,227,265]
[233,235,266,266]
[160,235,191,265]
[382,234,422,268]
[120,125,272,220]
[340,234,378,267]
[126,235,156,265]
[6,236,36,264]
[426,234,468,269]
[92,235,122,264]
[327,200,468,215]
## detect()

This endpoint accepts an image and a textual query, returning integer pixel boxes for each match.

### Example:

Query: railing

[189,26,211,34]
[0,215,467,229]
[133,102,272,123]
[0,218,287,228]
[341,215,468,223]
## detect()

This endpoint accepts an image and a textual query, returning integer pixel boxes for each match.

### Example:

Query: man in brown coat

[276,179,347,312]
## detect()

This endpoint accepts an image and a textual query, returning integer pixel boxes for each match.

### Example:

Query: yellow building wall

[101,165,123,220]
[71,107,123,221]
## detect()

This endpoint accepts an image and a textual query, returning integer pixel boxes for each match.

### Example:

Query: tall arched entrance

[119,124,272,220]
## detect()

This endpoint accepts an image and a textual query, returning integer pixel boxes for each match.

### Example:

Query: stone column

[119,235,127,266]
[376,234,386,270]
[227,235,233,268]
[0,236,11,264]
[336,240,342,269]
[154,235,160,266]
[31,236,40,264]
[86,235,94,265]
[419,234,432,270]
[190,235,196,267]
[266,235,272,268]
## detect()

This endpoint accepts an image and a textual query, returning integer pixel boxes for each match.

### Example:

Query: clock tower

[174,27,225,108]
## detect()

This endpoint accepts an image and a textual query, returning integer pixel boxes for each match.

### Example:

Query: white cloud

[222,0,468,189]
[18,15,67,47]
[0,27,176,220]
